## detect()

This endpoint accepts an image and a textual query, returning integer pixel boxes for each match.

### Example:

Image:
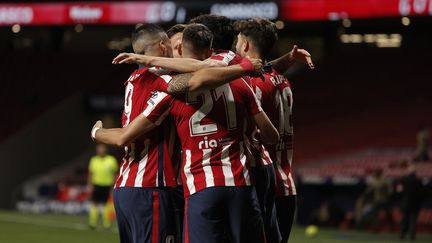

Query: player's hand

[244,56,263,77]
[112,53,149,65]
[289,45,314,69]
[91,120,103,141]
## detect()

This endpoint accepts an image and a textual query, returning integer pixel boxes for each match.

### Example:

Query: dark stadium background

[1,0,431,241]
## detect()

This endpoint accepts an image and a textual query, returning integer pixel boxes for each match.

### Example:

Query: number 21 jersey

[144,77,263,197]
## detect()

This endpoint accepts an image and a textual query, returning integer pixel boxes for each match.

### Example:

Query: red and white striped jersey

[249,67,296,196]
[144,78,263,197]
[115,67,179,189]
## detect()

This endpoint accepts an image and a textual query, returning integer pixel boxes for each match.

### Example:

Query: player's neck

[145,50,164,58]
[245,50,262,60]
[183,53,206,61]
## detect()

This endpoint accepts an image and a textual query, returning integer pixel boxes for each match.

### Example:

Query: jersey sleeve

[154,74,173,92]
[142,91,174,125]
[209,51,242,66]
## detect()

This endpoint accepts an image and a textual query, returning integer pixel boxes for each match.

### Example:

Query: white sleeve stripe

[221,51,236,65]
[148,67,171,76]
[142,92,169,117]
[160,75,173,83]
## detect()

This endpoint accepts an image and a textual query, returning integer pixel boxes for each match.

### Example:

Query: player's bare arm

[113,53,225,73]
[252,111,279,145]
[269,45,314,73]
[91,116,157,147]
[167,58,263,94]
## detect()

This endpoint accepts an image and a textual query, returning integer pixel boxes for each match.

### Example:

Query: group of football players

[90,14,313,243]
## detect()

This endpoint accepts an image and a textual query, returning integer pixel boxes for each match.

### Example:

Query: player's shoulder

[125,66,172,84]
[254,67,291,89]
[270,67,291,87]
[211,50,242,65]
[229,77,254,94]
[148,67,174,85]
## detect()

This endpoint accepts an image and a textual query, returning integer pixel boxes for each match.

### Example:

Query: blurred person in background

[414,125,430,162]
[360,168,395,231]
[308,201,344,227]
[397,165,424,240]
[88,144,118,229]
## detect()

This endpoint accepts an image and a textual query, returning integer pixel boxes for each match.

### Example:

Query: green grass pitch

[0,210,431,243]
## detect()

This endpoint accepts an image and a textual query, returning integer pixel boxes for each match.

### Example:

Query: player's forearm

[268,51,294,74]
[95,128,130,147]
[253,111,280,145]
[148,56,209,73]
[167,65,245,94]
[259,124,280,145]
[94,115,157,147]
[189,65,246,91]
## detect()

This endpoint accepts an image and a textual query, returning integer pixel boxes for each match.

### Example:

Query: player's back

[250,68,296,196]
[169,77,262,196]
[116,67,177,189]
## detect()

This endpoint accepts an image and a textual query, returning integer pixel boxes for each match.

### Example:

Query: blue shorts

[113,187,176,243]
[184,186,265,243]
[171,186,185,243]
[254,164,282,243]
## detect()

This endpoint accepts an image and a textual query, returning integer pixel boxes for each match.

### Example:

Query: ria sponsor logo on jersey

[198,136,233,150]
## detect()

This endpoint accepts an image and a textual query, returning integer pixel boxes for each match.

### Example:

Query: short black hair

[182,24,213,51]
[131,23,167,54]
[233,18,278,57]
[189,14,234,51]
[166,24,187,38]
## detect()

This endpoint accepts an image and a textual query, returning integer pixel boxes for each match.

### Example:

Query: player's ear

[159,40,167,55]
[244,40,250,53]
[178,43,183,57]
